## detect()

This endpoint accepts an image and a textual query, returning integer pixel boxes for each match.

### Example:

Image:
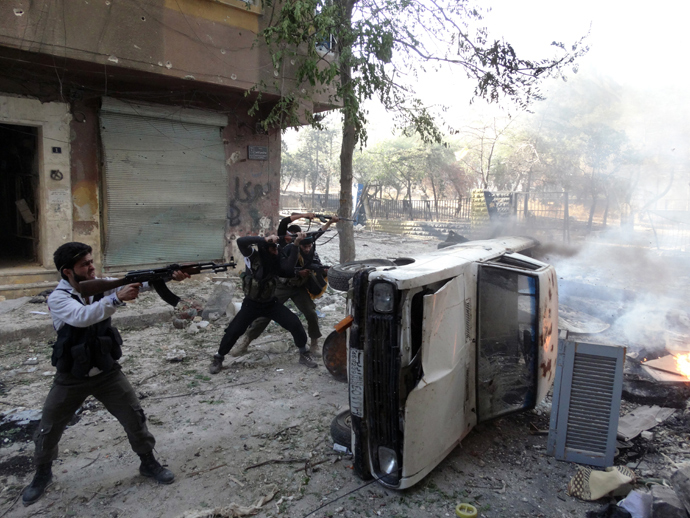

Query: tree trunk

[339,119,356,262]
[602,193,610,227]
[337,0,358,263]
[587,195,598,232]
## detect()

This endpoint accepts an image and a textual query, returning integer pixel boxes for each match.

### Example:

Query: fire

[675,353,690,378]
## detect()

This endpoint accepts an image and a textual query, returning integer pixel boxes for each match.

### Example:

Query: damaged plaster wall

[69,99,102,270]
[222,119,281,262]
[0,94,72,268]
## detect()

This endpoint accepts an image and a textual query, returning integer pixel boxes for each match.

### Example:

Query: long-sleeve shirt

[47,279,125,331]
[277,216,327,247]
[237,236,299,281]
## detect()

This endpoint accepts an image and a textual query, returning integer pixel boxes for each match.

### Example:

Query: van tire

[330,409,352,449]
[328,259,396,292]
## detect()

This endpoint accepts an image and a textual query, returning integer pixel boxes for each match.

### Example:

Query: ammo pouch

[52,318,122,377]
[241,271,276,302]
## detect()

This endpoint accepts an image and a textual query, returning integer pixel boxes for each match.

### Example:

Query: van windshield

[477,266,538,421]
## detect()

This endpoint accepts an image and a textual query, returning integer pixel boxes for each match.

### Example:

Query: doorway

[0,123,39,266]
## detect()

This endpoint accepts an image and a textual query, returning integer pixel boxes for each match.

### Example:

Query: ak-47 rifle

[79,259,236,307]
[291,213,354,223]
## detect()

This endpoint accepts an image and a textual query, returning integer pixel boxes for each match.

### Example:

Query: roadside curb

[0,306,175,343]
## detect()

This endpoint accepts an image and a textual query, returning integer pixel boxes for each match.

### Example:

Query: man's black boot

[209,353,224,374]
[139,452,175,484]
[22,463,52,506]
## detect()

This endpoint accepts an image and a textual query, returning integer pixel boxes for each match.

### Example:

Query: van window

[477,266,538,421]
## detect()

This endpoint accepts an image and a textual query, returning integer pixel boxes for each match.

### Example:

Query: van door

[477,264,541,421]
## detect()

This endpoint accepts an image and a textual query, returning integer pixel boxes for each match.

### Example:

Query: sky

[286,0,690,146]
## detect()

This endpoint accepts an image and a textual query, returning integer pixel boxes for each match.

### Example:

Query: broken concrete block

[670,464,690,514]
[202,282,235,320]
[650,485,686,518]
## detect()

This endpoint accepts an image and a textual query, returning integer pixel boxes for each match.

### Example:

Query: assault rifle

[78,259,236,307]
[291,213,353,223]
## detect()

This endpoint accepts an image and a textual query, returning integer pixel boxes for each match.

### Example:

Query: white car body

[345,237,558,489]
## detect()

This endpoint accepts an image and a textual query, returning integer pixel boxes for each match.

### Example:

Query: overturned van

[328,236,558,489]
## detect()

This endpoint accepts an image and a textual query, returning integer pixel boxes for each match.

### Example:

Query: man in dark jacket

[22,242,188,507]
[229,214,339,358]
[209,233,315,374]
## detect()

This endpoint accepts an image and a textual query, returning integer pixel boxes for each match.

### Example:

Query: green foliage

[254,0,587,145]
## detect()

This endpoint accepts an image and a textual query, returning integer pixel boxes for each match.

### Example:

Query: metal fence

[365,198,471,221]
[641,210,690,252]
[280,193,472,222]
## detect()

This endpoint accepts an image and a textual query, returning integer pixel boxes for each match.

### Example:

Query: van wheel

[328,259,396,292]
[330,409,352,448]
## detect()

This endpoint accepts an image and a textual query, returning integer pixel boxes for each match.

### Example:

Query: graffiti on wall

[227,176,271,229]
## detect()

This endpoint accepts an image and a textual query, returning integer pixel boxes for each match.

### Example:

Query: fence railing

[642,210,690,252]
[364,198,471,221]
[280,193,472,222]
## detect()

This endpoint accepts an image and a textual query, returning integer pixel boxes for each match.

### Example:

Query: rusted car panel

[343,237,559,489]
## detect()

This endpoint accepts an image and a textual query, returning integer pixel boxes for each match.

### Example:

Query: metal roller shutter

[100,99,228,269]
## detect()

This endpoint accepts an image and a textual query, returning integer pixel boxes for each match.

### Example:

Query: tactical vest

[240,255,277,302]
[51,291,124,377]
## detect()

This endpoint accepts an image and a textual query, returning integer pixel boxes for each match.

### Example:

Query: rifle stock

[79,277,130,299]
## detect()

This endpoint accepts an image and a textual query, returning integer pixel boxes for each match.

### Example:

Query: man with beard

[22,242,188,506]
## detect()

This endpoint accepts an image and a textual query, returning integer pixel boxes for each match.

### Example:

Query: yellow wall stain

[164,0,260,33]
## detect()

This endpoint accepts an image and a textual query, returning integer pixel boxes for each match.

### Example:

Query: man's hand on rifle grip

[293,232,307,245]
[117,283,142,302]
[172,270,191,282]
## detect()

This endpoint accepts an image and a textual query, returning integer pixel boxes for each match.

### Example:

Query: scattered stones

[651,485,686,518]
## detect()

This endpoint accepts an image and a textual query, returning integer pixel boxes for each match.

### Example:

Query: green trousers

[34,367,155,465]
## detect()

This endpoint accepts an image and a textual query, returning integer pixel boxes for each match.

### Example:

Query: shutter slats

[548,340,625,467]
[100,110,227,268]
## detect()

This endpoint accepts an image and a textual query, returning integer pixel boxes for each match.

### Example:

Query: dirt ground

[0,230,689,518]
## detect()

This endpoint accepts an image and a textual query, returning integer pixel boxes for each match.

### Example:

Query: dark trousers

[34,368,155,466]
[217,297,307,356]
[245,284,321,342]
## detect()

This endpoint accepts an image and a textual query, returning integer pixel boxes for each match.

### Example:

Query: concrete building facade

[0,0,329,297]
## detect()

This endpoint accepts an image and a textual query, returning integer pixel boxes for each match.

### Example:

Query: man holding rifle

[22,242,189,506]
[209,232,316,374]
[230,213,339,358]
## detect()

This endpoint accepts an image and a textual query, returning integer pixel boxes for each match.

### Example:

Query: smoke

[535,227,690,353]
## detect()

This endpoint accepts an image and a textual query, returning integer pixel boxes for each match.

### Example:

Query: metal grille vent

[564,353,617,454]
[548,340,625,467]
[365,304,400,479]
[464,298,471,343]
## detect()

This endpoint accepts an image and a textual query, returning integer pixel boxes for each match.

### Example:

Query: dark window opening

[477,266,538,421]
[0,124,39,266]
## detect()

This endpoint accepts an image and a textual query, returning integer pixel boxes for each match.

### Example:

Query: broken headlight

[372,282,395,313]
[378,446,399,475]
